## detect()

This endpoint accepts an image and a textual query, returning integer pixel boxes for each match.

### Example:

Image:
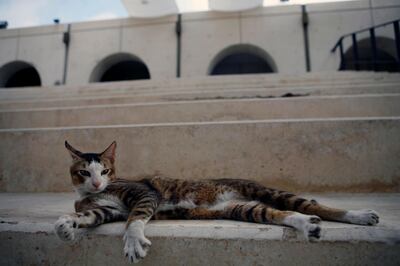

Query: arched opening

[0,61,41,88]
[340,37,398,72]
[90,53,150,83]
[209,44,277,75]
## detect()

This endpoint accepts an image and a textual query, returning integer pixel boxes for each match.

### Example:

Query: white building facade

[0,0,399,88]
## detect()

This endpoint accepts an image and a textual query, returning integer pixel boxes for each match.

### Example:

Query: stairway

[0,72,399,265]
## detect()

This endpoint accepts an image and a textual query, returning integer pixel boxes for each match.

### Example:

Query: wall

[0,25,66,86]
[180,5,304,76]
[309,0,400,71]
[0,0,399,87]
[66,16,177,85]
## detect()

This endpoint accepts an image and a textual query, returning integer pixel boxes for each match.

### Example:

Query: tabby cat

[55,141,379,263]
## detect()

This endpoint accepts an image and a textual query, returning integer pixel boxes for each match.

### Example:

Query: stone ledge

[1,193,399,243]
[1,94,399,129]
[1,80,400,103]
[0,193,399,266]
[1,218,400,244]
[1,83,399,111]
[1,72,400,102]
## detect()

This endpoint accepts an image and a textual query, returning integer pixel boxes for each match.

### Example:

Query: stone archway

[90,53,150,83]
[0,61,41,88]
[208,44,277,75]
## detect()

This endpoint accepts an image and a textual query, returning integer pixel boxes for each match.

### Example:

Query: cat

[55,141,379,263]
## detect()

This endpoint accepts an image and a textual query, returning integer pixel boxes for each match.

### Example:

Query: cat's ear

[65,141,83,161]
[100,141,116,163]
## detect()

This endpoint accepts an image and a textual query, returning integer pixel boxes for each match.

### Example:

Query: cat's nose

[92,180,101,188]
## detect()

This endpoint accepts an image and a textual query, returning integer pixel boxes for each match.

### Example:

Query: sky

[0,0,355,29]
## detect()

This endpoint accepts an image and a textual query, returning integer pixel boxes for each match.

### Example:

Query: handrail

[330,18,400,72]
[331,18,400,53]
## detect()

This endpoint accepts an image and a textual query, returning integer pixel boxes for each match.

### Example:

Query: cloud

[87,12,119,21]
[0,0,49,28]
[176,0,208,12]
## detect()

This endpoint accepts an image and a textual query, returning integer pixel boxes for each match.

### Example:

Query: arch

[340,37,398,72]
[0,61,41,88]
[90,53,151,83]
[208,44,277,75]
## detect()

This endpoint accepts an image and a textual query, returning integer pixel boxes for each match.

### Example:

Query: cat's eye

[101,169,110,175]
[79,170,91,177]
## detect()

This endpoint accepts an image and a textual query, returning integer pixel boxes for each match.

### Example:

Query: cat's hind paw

[123,221,151,263]
[343,209,379,226]
[54,215,78,242]
[284,213,322,242]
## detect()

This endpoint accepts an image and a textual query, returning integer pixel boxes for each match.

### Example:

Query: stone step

[1,78,400,102]
[1,117,399,192]
[1,72,399,101]
[1,82,399,110]
[1,94,399,129]
[0,193,399,266]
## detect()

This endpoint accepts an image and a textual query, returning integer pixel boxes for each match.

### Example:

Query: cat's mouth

[74,182,108,195]
[90,183,107,193]
[90,187,104,193]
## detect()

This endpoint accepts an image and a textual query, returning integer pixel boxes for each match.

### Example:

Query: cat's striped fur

[55,141,379,263]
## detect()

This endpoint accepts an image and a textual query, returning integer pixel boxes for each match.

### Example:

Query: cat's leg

[264,193,379,226]
[291,197,379,226]
[157,202,321,241]
[222,201,322,241]
[55,206,126,242]
[250,186,379,226]
[124,195,159,264]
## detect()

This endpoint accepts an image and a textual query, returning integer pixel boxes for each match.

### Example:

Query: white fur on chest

[157,191,239,212]
[94,194,128,213]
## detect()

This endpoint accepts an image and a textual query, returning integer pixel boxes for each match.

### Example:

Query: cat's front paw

[54,215,78,242]
[344,209,379,226]
[123,221,151,263]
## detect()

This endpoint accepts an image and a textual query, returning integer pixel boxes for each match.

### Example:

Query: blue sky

[0,0,211,28]
[0,0,352,29]
[0,0,128,28]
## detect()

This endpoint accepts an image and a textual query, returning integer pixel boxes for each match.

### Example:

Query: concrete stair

[0,193,399,266]
[1,71,400,100]
[1,94,399,128]
[0,72,400,110]
[1,117,399,192]
[0,72,399,265]
[2,82,400,110]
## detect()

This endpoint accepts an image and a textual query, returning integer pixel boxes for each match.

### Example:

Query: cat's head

[65,141,117,195]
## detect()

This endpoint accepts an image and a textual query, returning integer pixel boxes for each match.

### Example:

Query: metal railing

[331,19,400,72]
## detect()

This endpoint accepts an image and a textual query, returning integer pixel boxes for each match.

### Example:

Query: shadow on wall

[340,37,399,72]
[208,44,278,75]
[89,53,151,83]
[0,61,41,88]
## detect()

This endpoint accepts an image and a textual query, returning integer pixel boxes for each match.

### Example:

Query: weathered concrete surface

[1,94,399,128]
[0,77,399,104]
[0,193,399,266]
[0,72,399,102]
[2,82,400,110]
[0,117,399,192]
